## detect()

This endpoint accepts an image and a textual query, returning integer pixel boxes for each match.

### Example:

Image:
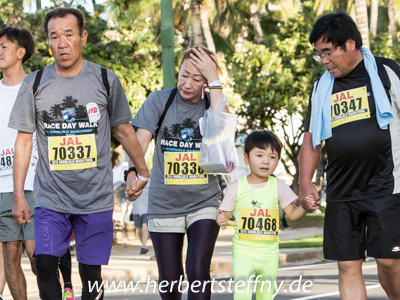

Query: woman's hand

[190,47,219,83]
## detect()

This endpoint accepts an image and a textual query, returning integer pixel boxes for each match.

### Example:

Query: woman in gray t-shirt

[127,46,230,300]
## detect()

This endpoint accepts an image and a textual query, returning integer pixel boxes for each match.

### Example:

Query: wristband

[137,175,150,182]
[208,79,222,87]
[208,86,223,89]
[124,167,137,182]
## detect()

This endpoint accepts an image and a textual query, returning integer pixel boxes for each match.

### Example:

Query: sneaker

[62,288,75,300]
[140,247,148,254]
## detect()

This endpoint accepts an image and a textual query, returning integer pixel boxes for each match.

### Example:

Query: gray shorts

[148,207,219,233]
[131,214,147,227]
[0,191,35,242]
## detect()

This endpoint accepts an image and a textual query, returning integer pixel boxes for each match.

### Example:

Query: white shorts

[148,207,219,233]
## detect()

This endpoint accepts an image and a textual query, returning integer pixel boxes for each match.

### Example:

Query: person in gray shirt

[127,46,229,300]
[9,8,149,300]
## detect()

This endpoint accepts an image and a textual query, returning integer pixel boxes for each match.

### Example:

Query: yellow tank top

[233,176,280,247]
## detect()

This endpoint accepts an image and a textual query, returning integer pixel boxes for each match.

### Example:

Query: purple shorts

[34,207,113,265]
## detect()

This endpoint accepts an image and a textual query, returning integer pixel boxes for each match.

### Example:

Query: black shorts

[323,194,400,260]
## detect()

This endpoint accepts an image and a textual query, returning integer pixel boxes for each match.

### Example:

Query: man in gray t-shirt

[9,8,149,300]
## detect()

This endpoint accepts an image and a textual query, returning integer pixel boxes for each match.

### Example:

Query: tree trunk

[200,5,216,52]
[250,3,264,44]
[388,0,398,45]
[192,0,204,46]
[354,0,369,48]
[36,0,41,10]
[370,0,378,37]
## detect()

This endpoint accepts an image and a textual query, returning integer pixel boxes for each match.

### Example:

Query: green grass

[279,235,323,249]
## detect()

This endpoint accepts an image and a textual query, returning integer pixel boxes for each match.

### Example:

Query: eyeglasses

[313,46,338,62]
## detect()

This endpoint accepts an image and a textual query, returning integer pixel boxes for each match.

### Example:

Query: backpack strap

[376,58,391,98]
[32,69,44,95]
[155,87,178,142]
[101,67,110,98]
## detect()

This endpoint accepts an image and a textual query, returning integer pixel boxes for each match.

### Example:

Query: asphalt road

[68,258,387,300]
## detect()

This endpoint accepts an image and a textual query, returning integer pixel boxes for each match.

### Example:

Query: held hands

[12,196,32,225]
[190,47,219,83]
[299,182,320,211]
[125,172,147,202]
[216,210,228,230]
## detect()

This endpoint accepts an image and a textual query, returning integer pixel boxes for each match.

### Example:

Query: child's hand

[216,210,228,230]
[305,194,316,208]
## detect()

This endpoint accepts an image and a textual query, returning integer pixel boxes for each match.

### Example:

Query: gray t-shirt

[8,60,132,214]
[132,89,221,219]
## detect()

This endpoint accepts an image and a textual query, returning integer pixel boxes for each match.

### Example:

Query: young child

[217,130,311,300]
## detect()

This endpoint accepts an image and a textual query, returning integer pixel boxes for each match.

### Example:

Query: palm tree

[354,0,369,48]
[161,126,170,139]
[370,0,378,37]
[182,118,196,128]
[50,104,63,119]
[61,96,78,109]
[250,1,263,44]
[192,0,204,46]
[170,123,182,137]
[75,105,87,119]
[200,4,216,52]
[41,110,51,123]
[388,0,398,45]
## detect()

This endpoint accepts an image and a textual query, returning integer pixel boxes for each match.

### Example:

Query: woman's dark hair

[0,27,35,64]
[309,11,362,51]
[44,8,85,37]
[244,130,283,159]
[180,46,222,76]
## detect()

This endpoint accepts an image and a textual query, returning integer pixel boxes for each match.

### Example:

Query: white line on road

[279,261,377,272]
[291,284,381,300]
[279,262,337,271]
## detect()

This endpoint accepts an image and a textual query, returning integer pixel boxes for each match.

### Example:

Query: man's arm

[298,132,321,211]
[114,122,150,199]
[124,128,153,202]
[13,131,33,224]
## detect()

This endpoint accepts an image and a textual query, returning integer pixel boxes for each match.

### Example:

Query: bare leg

[338,259,366,300]
[3,241,27,300]
[141,223,149,248]
[0,243,6,295]
[23,239,35,275]
[135,226,142,242]
[376,258,400,299]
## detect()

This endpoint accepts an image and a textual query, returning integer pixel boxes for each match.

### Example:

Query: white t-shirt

[219,178,298,211]
[0,79,37,193]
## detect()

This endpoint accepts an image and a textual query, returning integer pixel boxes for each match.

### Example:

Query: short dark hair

[0,27,35,64]
[309,11,362,51]
[244,130,283,159]
[44,8,85,37]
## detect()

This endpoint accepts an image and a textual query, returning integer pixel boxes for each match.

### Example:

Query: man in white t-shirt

[0,26,36,300]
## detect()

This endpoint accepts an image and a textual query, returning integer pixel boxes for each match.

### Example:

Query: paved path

[3,227,324,299]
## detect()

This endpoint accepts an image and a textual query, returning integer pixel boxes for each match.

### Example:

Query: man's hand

[299,182,320,211]
[216,210,228,229]
[12,196,31,225]
[125,172,146,202]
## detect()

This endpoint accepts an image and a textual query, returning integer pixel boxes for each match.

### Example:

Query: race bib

[238,207,279,241]
[48,134,97,171]
[331,86,370,128]
[164,152,208,185]
[0,147,14,177]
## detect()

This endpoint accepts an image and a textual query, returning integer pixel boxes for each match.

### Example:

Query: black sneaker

[140,247,148,254]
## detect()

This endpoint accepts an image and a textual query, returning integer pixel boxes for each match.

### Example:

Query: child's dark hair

[244,130,283,159]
